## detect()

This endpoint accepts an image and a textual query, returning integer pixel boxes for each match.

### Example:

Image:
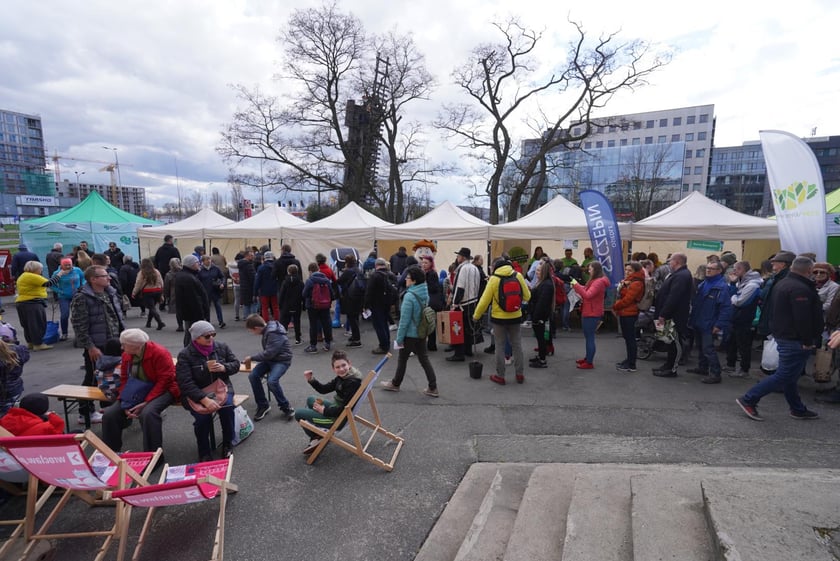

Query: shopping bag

[761,336,778,372]
[813,346,835,383]
[43,321,59,345]
[437,310,464,345]
[232,405,254,446]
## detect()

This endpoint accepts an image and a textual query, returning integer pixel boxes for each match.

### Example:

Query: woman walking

[572,261,611,369]
[612,262,646,372]
[132,258,165,330]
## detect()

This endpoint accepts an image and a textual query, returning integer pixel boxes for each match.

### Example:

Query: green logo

[773,181,818,211]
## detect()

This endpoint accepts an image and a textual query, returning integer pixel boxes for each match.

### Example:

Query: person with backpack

[528,261,555,369]
[571,260,612,370]
[380,266,439,397]
[302,262,334,354]
[337,254,364,348]
[472,257,531,385]
[278,263,304,345]
[612,262,647,373]
[365,258,397,355]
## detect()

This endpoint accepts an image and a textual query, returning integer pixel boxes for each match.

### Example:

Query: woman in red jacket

[0,393,65,435]
[572,261,612,369]
[612,262,646,372]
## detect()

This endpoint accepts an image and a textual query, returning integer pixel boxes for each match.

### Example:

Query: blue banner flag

[578,190,624,286]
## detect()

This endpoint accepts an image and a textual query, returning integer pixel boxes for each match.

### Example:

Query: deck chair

[0,430,161,561]
[298,354,405,471]
[111,456,238,561]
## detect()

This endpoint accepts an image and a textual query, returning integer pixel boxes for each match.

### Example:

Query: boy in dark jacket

[278,264,304,344]
[294,350,362,455]
[244,314,294,421]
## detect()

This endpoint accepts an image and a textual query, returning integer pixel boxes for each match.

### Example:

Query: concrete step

[452,464,534,561]
[561,469,633,561]
[702,471,840,561]
[503,464,578,561]
[630,472,714,561]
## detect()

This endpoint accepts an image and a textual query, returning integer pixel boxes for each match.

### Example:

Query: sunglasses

[199,333,217,338]
[814,271,829,276]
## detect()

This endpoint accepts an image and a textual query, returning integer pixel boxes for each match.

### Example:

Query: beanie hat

[189,320,215,341]
[182,255,199,269]
[19,393,49,417]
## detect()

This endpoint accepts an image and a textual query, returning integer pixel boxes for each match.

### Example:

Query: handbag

[43,300,59,345]
[187,378,228,414]
[813,346,835,383]
[120,376,155,409]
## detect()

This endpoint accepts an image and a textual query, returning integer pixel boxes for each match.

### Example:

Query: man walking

[652,253,693,377]
[154,235,181,279]
[174,255,210,347]
[736,256,822,421]
[686,260,732,384]
[447,248,481,362]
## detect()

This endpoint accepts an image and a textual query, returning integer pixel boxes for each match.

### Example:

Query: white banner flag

[759,130,826,261]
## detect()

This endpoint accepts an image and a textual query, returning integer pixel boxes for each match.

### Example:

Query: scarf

[192,340,214,357]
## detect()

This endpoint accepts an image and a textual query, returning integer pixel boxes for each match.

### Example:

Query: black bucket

[469,360,483,379]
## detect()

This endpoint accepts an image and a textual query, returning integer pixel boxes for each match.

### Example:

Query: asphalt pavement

[2,302,840,561]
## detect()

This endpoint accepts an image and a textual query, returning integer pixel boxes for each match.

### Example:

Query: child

[0,324,30,417]
[294,350,362,455]
[87,338,122,424]
[243,314,294,421]
[278,263,304,345]
[0,392,65,435]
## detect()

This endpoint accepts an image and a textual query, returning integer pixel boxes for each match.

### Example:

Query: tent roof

[206,204,306,238]
[631,191,779,240]
[137,208,234,240]
[376,200,490,240]
[22,191,157,226]
[283,202,391,239]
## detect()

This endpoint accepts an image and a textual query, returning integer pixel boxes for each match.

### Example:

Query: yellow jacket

[15,272,50,302]
[473,265,531,324]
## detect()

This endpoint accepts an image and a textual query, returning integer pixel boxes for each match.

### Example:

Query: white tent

[630,191,780,240]
[206,204,306,240]
[138,208,235,259]
[377,200,490,240]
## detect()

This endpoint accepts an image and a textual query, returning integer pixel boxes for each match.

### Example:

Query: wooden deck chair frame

[112,456,238,561]
[298,354,405,471]
[0,430,161,561]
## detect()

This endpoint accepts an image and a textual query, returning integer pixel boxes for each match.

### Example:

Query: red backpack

[496,273,523,312]
[311,282,332,310]
[552,274,567,306]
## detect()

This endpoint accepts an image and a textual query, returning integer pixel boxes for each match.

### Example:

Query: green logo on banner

[686,240,724,252]
[773,181,818,211]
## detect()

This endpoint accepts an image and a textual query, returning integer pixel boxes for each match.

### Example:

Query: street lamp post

[73,171,85,203]
[102,146,122,187]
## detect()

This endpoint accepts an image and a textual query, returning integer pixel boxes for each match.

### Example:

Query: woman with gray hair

[14,261,67,350]
[101,328,179,453]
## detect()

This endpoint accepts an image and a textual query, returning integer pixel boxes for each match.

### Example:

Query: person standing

[153,235,181,279]
[302,262,334,354]
[736,256,822,421]
[571,260,611,369]
[71,265,125,423]
[724,261,762,378]
[279,263,304,345]
[119,255,142,315]
[337,254,364,347]
[52,258,85,341]
[756,251,794,339]
[389,247,409,277]
[652,253,694,378]
[612,262,646,373]
[174,255,210,347]
[254,251,280,322]
[365,258,395,354]
[45,243,64,276]
[272,244,302,288]
[447,248,481,362]
[198,255,227,329]
[15,261,65,350]
[244,314,295,421]
[686,260,732,384]
[237,250,258,318]
[104,242,125,271]
[527,261,554,369]
[380,266,439,396]
[132,258,166,331]
[11,244,39,280]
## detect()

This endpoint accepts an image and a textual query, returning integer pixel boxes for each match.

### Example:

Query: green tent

[20,191,159,261]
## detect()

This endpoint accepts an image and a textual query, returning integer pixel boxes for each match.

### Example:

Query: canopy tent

[137,208,235,260]
[21,191,158,262]
[376,200,491,240]
[630,191,780,240]
[206,204,306,240]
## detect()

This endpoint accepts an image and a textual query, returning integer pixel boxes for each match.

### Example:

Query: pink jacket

[573,276,611,318]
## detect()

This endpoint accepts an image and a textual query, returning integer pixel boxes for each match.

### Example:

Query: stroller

[636,307,669,360]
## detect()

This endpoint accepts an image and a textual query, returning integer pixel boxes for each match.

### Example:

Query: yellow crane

[50,152,131,206]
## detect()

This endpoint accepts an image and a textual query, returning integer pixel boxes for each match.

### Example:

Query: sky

[2,0,839,210]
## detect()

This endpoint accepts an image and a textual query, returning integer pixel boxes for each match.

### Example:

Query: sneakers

[722,365,736,373]
[576,361,594,370]
[219,322,226,329]
[790,409,819,420]
[483,345,495,354]
[371,347,388,355]
[281,407,295,421]
[33,344,53,351]
[736,398,763,421]
[616,363,637,373]
[59,334,68,341]
[295,338,302,345]
[254,406,271,421]
[489,374,506,385]
[303,438,321,455]
[322,342,331,352]
[728,370,749,378]
[515,374,525,384]
[380,381,400,392]
[522,320,532,328]
[529,359,548,369]
[347,340,362,348]
[389,324,398,331]
[304,345,318,354]
[423,387,439,397]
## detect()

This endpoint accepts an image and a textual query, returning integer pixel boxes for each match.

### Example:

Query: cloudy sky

[2,0,838,210]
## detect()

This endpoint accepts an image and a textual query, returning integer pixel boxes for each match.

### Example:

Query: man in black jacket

[174,255,210,347]
[154,235,181,278]
[653,253,694,377]
[272,244,302,287]
[737,256,822,421]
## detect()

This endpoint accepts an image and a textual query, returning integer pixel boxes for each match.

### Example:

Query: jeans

[581,316,600,363]
[242,300,258,317]
[248,361,291,410]
[391,337,437,389]
[696,329,721,376]
[58,297,72,336]
[371,306,390,351]
[493,323,523,376]
[233,285,241,319]
[211,297,225,324]
[188,392,235,458]
[742,338,810,413]
[619,315,638,367]
[102,392,174,452]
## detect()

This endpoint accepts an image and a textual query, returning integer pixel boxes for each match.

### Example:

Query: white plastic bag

[231,405,254,446]
[761,336,779,372]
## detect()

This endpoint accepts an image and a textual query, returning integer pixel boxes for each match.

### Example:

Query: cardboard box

[437,310,465,345]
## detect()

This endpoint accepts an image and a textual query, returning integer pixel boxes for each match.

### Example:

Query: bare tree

[182,190,204,215]
[609,143,681,220]
[209,191,225,215]
[436,19,670,223]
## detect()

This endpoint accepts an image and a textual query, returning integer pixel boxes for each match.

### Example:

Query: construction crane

[50,152,131,206]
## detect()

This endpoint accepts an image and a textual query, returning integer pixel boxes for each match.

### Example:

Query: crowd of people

[1,237,839,460]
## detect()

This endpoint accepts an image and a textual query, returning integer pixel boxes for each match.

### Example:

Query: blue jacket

[53,267,85,299]
[254,261,280,297]
[250,321,292,364]
[689,273,732,333]
[197,264,225,301]
[396,282,429,344]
